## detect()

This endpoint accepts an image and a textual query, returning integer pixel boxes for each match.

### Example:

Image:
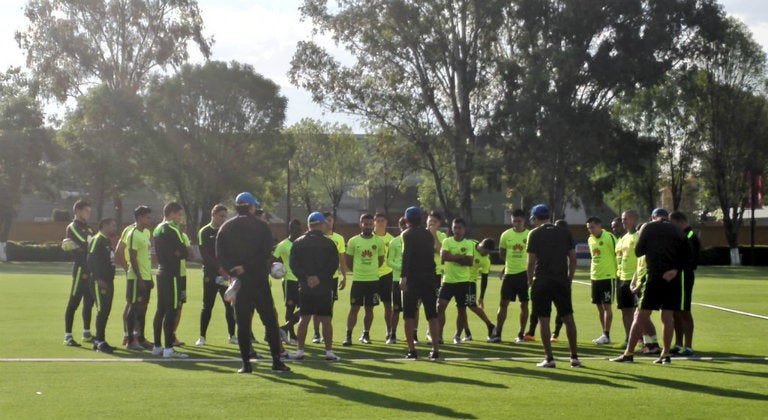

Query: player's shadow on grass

[322,360,507,389]
[449,360,635,388]
[662,358,768,380]
[260,372,478,419]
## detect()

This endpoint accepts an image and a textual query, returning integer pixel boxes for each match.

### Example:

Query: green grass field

[1,262,766,419]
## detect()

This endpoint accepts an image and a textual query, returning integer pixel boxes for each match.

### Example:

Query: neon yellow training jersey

[273,238,297,281]
[346,234,385,281]
[499,228,528,275]
[376,231,394,277]
[441,236,475,283]
[616,232,638,281]
[588,229,617,280]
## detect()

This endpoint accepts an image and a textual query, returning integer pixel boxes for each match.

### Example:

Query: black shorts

[639,273,683,311]
[350,281,380,307]
[403,281,438,320]
[591,279,613,304]
[681,269,695,311]
[438,282,477,308]
[126,279,152,304]
[501,271,529,302]
[299,290,334,317]
[392,280,403,312]
[156,273,183,310]
[378,272,393,303]
[616,279,637,309]
[283,280,300,308]
[531,281,573,318]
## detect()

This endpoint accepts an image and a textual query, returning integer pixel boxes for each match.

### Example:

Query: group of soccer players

[60,195,700,372]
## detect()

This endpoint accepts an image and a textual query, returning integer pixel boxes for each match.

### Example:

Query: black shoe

[359,333,371,344]
[97,342,115,354]
[63,337,81,347]
[237,362,253,374]
[271,361,291,373]
[405,350,418,359]
[609,354,634,363]
[428,351,439,360]
[487,324,495,339]
[653,355,671,365]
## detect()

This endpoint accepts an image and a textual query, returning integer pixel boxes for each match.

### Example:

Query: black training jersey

[635,220,690,276]
[87,232,115,282]
[683,226,701,271]
[66,219,94,267]
[153,221,188,276]
[198,223,220,275]
[527,223,575,285]
[401,225,436,283]
[290,229,339,294]
[216,214,273,277]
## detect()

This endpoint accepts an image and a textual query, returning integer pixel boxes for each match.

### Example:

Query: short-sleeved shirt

[126,227,152,281]
[441,237,475,283]
[616,232,638,281]
[387,235,404,281]
[326,231,346,278]
[471,246,491,282]
[273,238,298,281]
[433,230,447,275]
[119,224,135,265]
[346,234,385,281]
[499,228,529,275]
[527,223,574,285]
[588,229,617,280]
[375,232,394,277]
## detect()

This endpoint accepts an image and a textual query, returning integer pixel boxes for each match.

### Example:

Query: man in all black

[88,218,118,353]
[399,206,440,360]
[195,204,236,346]
[526,204,581,368]
[216,192,290,373]
[63,200,96,347]
[152,202,189,358]
[611,208,691,365]
[289,212,340,361]
[670,211,700,356]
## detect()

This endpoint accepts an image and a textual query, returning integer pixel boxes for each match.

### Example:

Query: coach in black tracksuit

[88,218,118,353]
[216,192,289,373]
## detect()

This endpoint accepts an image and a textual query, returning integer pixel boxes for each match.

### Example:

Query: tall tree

[360,129,420,218]
[284,119,327,214]
[145,61,289,235]
[290,0,508,223]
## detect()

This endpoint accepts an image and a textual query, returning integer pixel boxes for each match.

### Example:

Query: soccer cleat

[462,335,473,342]
[487,335,501,343]
[452,335,461,345]
[550,335,559,343]
[325,353,341,362]
[96,342,115,354]
[359,333,371,344]
[125,340,144,351]
[271,361,291,373]
[592,334,610,345]
[523,334,535,342]
[570,358,582,368]
[669,345,682,355]
[412,337,420,345]
[385,335,397,345]
[425,331,432,344]
[487,324,496,340]
[151,346,164,356]
[82,332,94,343]
[279,350,293,361]
[679,348,695,357]
[640,343,661,355]
[536,359,556,368]
[292,352,305,360]
[428,351,439,360]
[163,348,189,358]
[514,336,525,343]
[138,338,155,349]
[172,339,185,347]
[63,337,81,347]
[405,351,418,359]
[237,362,253,374]
[311,333,322,344]
[653,355,671,365]
[195,337,206,346]
[228,335,239,345]
[609,354,634,363]
[342,337,352,346]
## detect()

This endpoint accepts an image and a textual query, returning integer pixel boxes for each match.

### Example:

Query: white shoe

[151,346,163,356]
[536,359,556,368]
[195,337,206,346]
[228,336,238,344]
[163,348,189,358]
[325,352,341,362]
[593,334,610,345]
[279,350,293,361]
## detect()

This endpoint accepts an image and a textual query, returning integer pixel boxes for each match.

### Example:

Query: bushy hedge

[5,241,72,262]
[699,246,768,266]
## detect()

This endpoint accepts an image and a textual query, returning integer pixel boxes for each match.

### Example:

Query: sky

[0,0,766,130]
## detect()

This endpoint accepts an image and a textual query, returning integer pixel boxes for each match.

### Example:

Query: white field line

[0,356,766,363]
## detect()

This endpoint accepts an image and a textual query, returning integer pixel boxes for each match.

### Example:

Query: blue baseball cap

[235,192,259,206]
[404,206,421,221]
[652,208,669,218]
[530,204,550,220]
[307,211,328,225]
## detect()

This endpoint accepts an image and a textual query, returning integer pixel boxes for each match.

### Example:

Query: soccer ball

[270,262,285,279]
[61,238,78,251]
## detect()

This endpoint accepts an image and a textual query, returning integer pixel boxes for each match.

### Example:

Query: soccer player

[275,219,303,344]
[586,216,617,345]
[615,210,639,346]
[342,213,385,346]
[385,217,408,344]
[87,218,118,353]
[216,192,290,373]
[425,210,446,344]
[151,202,189,358]
[195,204,236,346]
[172,222,192,346]
[611,217,625,238]
[311,212,347,343]
[458,238,496,341]
[526,204,581,368]
[62,200,96,346]
[611,208,691,365]
[670,211,700,356]
[400,207,440,360]
[374,213,396,343]
[489,209,529,343]
[123,206,154,351]
[289,212,341,361]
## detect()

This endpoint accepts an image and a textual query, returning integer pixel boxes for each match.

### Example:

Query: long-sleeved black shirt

[87,232,115,282]
[683,226,701,271]
[289,229,339,294]
[400,225,436,285]
[153,221,188,276]
[66,219,94,267]
[216,214,273,280]
[636,220,691,277]
[198,223,221,276]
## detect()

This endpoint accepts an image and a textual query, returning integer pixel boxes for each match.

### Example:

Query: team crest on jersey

[512,243,524,251]
[460,247,466,253]
[362,249,373,257]
[372,245,377,250]
[593,248,601,256]
[599,241,604,246]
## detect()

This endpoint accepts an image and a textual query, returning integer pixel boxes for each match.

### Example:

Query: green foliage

[4,241,70,261]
